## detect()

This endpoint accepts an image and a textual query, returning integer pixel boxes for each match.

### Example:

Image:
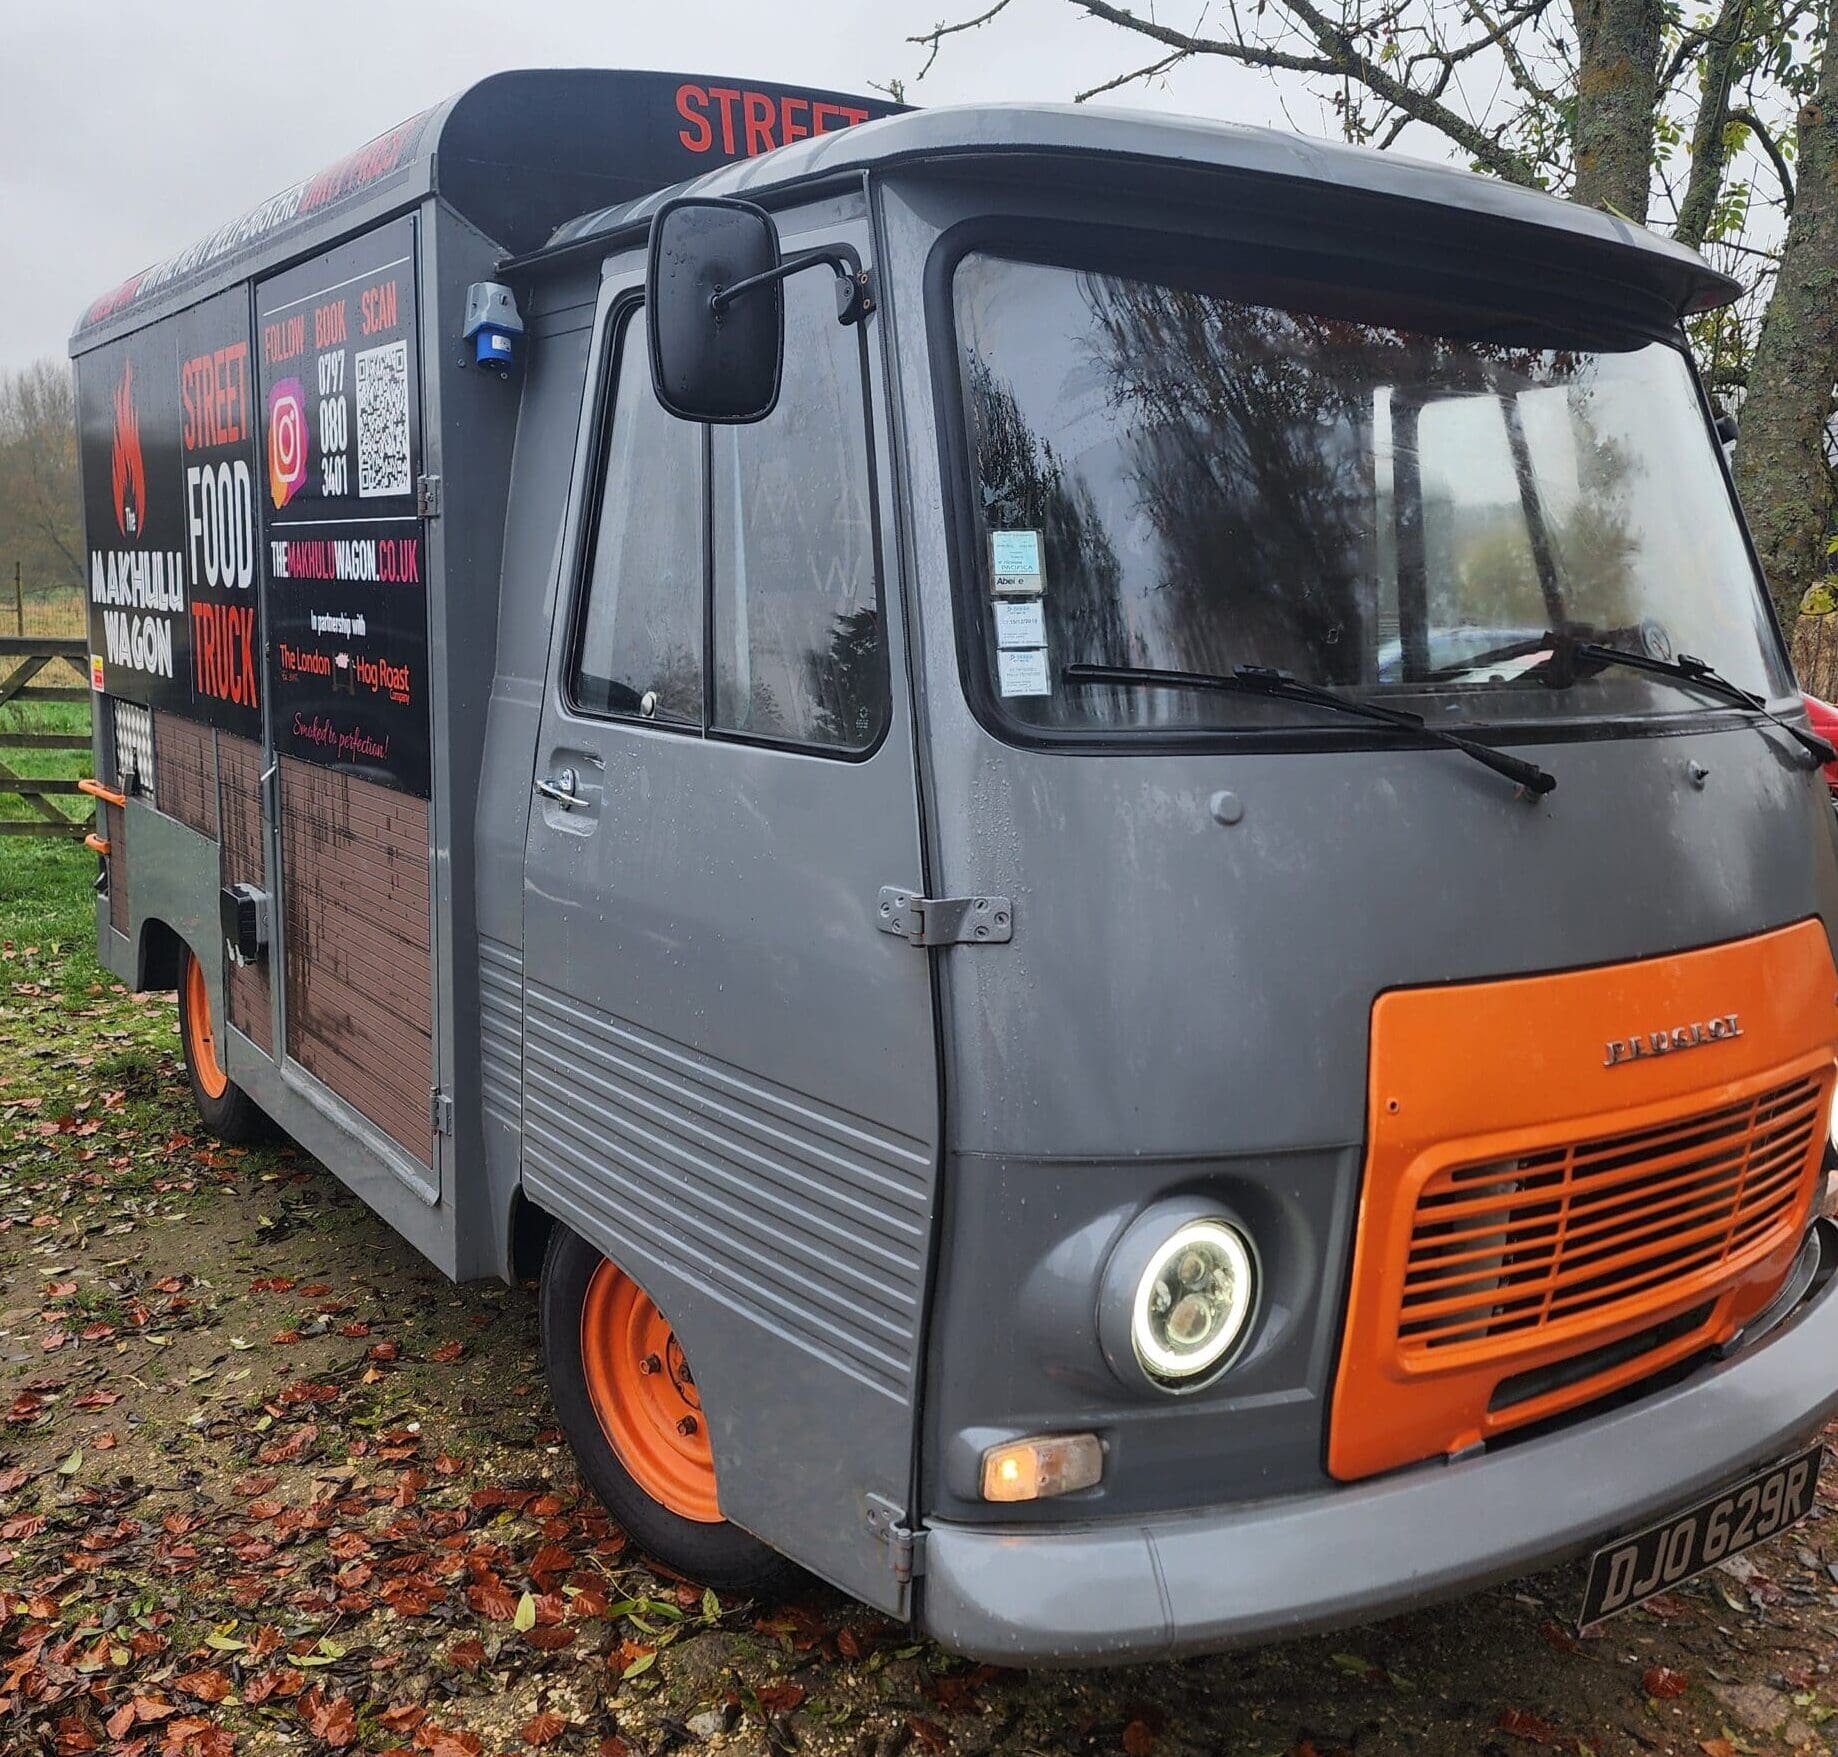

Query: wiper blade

[1569,642,1836,765]
[1063,662,1556,797]
[1425,631,1565,678]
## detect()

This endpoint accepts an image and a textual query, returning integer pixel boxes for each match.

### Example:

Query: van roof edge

[538,103,1739,319]
[69,68,902,356]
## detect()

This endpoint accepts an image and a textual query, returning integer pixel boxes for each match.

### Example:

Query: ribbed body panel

[520,980,931,1398]
[479,936,523,1135]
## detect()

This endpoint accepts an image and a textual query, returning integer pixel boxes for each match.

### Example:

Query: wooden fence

[0,636,93,837]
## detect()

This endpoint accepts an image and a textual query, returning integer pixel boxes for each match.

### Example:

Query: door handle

[534,766,580,807]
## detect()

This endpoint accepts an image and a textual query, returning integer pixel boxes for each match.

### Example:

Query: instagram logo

[267,377,308,508]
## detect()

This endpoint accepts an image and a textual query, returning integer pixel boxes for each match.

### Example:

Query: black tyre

[540,1222,797,1594]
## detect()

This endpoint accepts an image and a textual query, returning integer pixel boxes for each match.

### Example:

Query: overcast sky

[2,0,1332,373]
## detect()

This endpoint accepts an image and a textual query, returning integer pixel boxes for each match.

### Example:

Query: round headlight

[1130,1218,1255,1384]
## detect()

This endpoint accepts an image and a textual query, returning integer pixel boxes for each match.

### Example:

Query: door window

[571,311,705,725]
[711,273,885,751]
[570,271,886,754]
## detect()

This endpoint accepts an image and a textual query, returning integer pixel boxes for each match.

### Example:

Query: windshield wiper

[1426,629,1835,766]
[1563,642,1836,765]
[1063,662,1557,797]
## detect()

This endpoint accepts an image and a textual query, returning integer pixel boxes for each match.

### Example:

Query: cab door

[519,211,939,1611]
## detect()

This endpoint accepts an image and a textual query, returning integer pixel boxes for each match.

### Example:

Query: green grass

[0,695,296,1205]
[1,696,105,1005]
[0,697,94,836]
[1,837,96,973]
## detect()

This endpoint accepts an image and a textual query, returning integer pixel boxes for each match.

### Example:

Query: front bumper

[918,1219,1838,1666]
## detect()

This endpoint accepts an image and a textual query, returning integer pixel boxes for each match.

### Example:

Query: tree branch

[1065,0,1540,178]
[1410,0,1559,103]
[909,0,1017,78]
[1673,0,1752,248]
[1730,104,1797,210]
[1075,49,1192,101]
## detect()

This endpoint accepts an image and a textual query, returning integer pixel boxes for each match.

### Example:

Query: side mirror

[646,196,784,424]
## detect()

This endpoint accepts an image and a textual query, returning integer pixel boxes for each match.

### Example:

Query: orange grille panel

[1400,1076,1822,1354]
[1330,921,1838,1482]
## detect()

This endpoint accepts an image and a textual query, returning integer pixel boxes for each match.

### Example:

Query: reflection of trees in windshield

[963,354,1133,719]
[1086,280,1384,683]
[1545,397,1640,631]
[951,253,1752,728]
[1082,276,1643,679]
[1419,380,1640,649]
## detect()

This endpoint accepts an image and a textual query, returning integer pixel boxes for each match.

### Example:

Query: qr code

[355,339,412,499]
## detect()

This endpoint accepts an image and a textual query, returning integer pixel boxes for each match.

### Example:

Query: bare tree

[1734,0,1838,629]
[910,0,1679,212]
[906,0,1838,658]
[0,358,83,589]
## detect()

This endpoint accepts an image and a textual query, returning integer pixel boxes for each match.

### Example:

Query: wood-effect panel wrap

[280,759,432,1163]
[152,713,216,839]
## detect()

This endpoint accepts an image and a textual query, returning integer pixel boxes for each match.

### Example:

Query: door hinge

[416,474,442,518]
[864,1493,926,1582]
[877,887,1012,948]
[429,1087,453,1135]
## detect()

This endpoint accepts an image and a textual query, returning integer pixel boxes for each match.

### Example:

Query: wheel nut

[676,1416,699,1437]
[638,1354,660,1375]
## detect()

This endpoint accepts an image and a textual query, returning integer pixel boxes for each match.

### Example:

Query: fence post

[11,561,20,638]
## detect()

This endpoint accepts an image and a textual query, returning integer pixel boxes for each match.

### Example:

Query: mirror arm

[710,246,876,326]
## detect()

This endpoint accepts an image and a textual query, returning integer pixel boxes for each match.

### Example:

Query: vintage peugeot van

[72,70,1838,1663]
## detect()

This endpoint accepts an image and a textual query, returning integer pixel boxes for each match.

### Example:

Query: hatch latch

[877,887,1012,948]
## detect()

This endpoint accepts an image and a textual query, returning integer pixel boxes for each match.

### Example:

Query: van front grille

[1327,921,1838,1482]
[1398,1075,1822,1356]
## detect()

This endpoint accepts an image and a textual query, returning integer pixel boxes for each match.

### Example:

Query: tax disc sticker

[994,599,1047,649]
[990,529,1045,594]
[997,647,1052,697]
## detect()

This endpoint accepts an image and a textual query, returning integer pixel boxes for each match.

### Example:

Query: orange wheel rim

[183,955,228,1100]
[580,1261,723,1523]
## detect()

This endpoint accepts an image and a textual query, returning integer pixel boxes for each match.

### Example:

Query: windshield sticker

[997,646,1052,697]
[990,529,1045,594]
[993,598,1046,650]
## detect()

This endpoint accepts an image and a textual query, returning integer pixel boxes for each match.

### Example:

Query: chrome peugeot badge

[1604,1014,1742,1068]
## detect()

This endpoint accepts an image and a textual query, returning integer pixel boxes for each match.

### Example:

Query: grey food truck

[70,67,1838,1663]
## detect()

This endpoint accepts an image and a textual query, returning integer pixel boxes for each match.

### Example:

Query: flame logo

[110,361,147,541]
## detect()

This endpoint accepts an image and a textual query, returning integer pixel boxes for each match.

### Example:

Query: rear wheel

[177,947,269,1142]
[540,1224,795,1593]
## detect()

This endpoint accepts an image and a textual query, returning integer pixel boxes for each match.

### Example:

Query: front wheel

[540,1224,796,1594]
[177,947,270,1142]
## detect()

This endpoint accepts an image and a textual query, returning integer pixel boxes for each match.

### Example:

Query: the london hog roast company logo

[110,361,147,539]
[267,376,308,508]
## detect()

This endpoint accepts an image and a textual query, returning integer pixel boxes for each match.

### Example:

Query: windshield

[949,251,1791,736]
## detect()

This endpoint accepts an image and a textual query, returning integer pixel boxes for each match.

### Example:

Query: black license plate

[1579,1443,1825,1627]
